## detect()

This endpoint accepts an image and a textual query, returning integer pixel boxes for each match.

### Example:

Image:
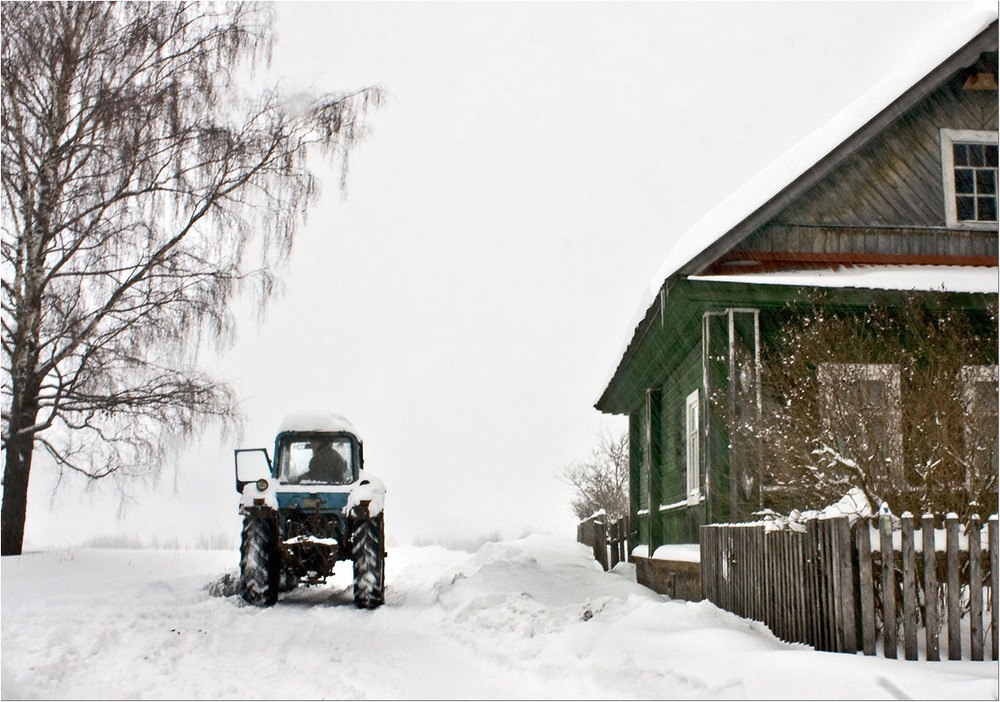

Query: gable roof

[598,11,999,411]
[650,11,998,295]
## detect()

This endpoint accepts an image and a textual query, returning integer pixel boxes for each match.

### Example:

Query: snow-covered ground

[2,534,997,700]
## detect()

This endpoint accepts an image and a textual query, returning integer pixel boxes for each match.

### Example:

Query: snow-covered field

[2,534,997,700]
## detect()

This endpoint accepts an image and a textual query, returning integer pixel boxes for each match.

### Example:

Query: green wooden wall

[608,279,997,550]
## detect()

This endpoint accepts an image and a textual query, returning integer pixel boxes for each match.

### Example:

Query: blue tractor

[234,411,386,608]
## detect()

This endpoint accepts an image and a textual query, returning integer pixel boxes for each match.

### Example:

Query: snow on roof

[692,265,1000,294]
[278,409,359,437]
[648,10,998,299]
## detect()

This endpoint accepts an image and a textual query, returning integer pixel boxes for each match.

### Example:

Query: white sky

[20,0,994,550]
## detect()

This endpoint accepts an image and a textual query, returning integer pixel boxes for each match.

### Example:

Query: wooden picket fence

[700,513,998,660]
[577,514,629,572]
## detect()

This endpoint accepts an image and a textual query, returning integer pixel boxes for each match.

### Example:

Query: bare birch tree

[1,2,383,554]
[564,430,629,521]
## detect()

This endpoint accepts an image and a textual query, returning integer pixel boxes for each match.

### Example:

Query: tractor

[234,410,386,608]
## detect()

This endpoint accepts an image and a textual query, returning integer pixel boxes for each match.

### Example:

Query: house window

[940,129,998,227]
[817,363,902,481]
[960,365,998,490]
[685,390,700,505]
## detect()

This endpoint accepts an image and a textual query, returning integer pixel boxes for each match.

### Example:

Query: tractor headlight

[256,478,269,492]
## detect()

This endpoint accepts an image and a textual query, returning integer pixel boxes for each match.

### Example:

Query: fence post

[579,518,592,549]
[828,520,844,651]
[710,525,720,604]
[721,527,731,613]
[806,520,827,650]
[778,530,791,643]
[594,518,609,572]
[755,526,764,626]
[762,529,773,636]
[790,526,804,645]
[879,507,897,659]
[835,517,857,653]
[608,520,620,570]
[901,513,917,660]
[855,519,876,656]
[990,515,998,662]
[814,519,838,652]
[946,513,962,660]
[617,520,624,569]
[922,514,940,662]
[734,528,744,619]
[700,526,712,604]
[968,515,983,662]
[618,517,629,563]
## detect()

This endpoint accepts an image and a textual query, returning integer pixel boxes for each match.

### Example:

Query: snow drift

[2,535,996,699]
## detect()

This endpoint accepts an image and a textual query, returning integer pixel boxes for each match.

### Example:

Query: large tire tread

[351,510,385,609]
[240,511,281,606]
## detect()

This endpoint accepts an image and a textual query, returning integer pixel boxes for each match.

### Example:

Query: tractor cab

[234,411,364,492]
[274,432,360,486]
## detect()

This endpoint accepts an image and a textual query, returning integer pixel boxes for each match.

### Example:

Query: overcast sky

[21,0,992,550]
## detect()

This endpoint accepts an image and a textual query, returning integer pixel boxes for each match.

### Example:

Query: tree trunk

[2,382,41,556]
[3,117,50,555]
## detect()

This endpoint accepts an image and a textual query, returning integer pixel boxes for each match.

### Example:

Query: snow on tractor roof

[279,410,359,438]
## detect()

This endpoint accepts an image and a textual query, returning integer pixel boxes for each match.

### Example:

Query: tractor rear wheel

[240,510,281,606]
[351,507,385,609]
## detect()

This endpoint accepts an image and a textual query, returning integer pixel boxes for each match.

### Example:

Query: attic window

[941,129,998,228]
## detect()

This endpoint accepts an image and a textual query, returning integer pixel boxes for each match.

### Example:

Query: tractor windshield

[278,436,355,485]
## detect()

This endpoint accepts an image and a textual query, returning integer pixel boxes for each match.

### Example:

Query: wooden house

[596,15,999,557]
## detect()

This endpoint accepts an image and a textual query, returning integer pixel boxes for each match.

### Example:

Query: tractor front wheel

[350,506,385,609]
[240,510,281,606]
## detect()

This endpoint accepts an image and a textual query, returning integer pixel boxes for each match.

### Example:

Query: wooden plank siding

[671,30,998,279]
[717,54,999,271]
[646,389,664,548]
[613,277,996,555]
[601,278,994,416]
[629,411,649,547]
[779,65,998,228]
[658,341,705,544]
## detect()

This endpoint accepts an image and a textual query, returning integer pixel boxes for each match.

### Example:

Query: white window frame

[685,390,700,505]
[960,364,998,493]
[817,363,903,481]
[940,128,998,229]
[961,365,998,409]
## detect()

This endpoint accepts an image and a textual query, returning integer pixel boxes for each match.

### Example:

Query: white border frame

[960,364,999,493]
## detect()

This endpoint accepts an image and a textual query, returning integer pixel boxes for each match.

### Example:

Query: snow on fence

[576,514,629,572]
[700,513,998,661]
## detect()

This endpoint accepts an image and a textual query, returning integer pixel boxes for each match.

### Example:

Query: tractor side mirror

[234,448,272,493]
